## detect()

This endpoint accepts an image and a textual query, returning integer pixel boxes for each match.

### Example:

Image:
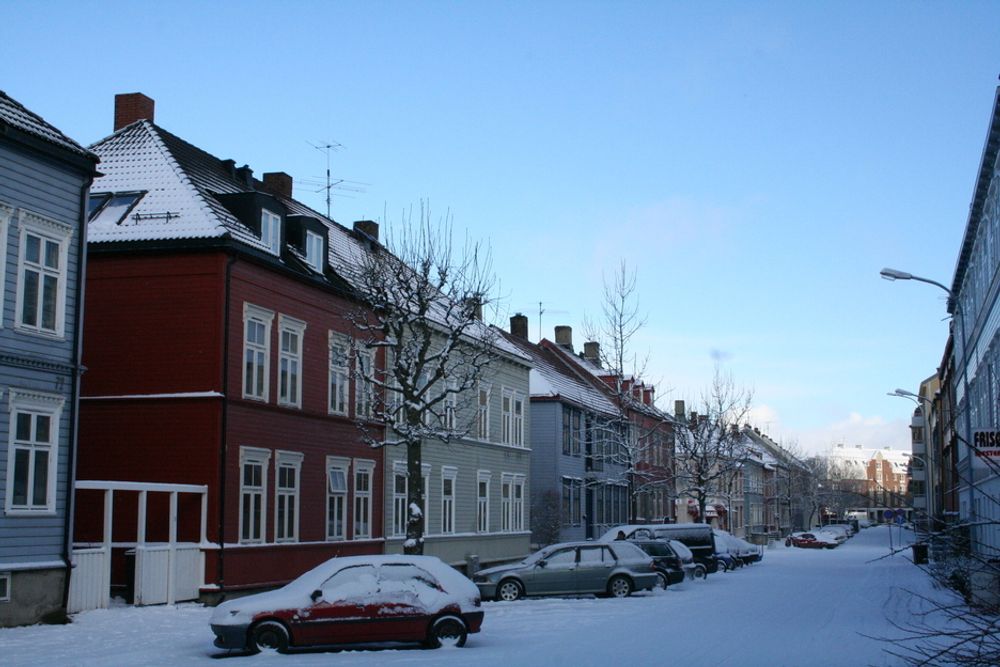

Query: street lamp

[880,268,953,298]
[886,389,936,538]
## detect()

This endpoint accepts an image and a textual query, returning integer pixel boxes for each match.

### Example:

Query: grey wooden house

[0,90,98,626]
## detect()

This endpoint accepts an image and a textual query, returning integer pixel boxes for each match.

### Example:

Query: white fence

[67,548,109,614]
[134,544,203,605]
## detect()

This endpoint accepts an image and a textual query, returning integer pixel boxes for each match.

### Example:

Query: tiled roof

[0,89,96,160]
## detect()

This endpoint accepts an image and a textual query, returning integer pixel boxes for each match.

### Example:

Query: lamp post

[881,266,973,550]
[887,388,936,537]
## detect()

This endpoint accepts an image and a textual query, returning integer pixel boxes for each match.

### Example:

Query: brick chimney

[583,341,601,368]
[114,93,155,131]
[674,400,685,420]
[643,386,654,405]
[353,220,379,241]
[554,325,573,351]
[510,313,528,339]
[261,172,293,198]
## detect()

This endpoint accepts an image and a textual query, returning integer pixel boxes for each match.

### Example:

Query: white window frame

[353,459,375,539]
[261,208,282,256]
[477,383,491,440]
[512,392,525,447]
[443,382,457,430]
[277,315,306,408]
[441,466,457,534]
[477,470,491,533]
[243,303,274,401]
[305,229,324,271]
[501,474,514,532]
[5,389,63,516]
[274,450,303,543]
[391,461,408,537]
[239,447,271,544]
[328,332,350,415]
[326,456,350,541]
[0,572,9,602]
[355,347,375,419]
[0,202,11,326]
[501,387,513,444]
[14,210,72,338]
[512,474,526,531]
[421,463,431,533]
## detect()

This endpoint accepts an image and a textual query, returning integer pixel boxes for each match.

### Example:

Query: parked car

[210,555,483,654]
[786,531,838,549]
[472,541,659,601]
[713,530,746,569]
[600,524,719,577]
[632,539,696,587]
[734,536,764,564]
[816,525,849,544]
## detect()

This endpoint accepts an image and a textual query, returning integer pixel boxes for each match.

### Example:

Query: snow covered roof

[502,334,617,414]
[87,118,529,362]
[0,89,97,160]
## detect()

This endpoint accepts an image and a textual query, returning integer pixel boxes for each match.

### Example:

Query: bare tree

[584,260,674,522]
[348,205,499,554]
[674,366,755,525]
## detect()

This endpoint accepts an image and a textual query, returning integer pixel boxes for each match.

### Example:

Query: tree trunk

[404,437,425,555]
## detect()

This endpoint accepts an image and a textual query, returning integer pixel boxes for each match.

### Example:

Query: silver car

[472,541,659,601]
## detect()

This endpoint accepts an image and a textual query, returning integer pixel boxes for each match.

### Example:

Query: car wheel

[608,575,633,598]
[655,572,669,589]
[496,578,524,602]
[426,615,468,649]
[693,565,707,580]
[249,620,289,654]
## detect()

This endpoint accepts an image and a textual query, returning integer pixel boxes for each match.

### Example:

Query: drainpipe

[217,251,237,596]
[62,171,95,611]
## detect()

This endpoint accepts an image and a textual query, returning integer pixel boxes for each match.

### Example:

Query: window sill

[13,325,66,341]
[5,508,58,517]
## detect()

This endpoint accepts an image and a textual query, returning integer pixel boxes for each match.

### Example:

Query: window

[0,202,10,321]
[355,348,375,419]
[353,459,374,539]
[501,388,513,443]
[501,475,513,532]
[392,463,408,537]
[512,475,525,531]
[512,393,524,446]
[15,211,72,337]
[572,410,582,456]
[0,572,8,602]
[243,304,274,401]
[477,471,491,533]
[261,208,281,255]
[477,384,491,440]
[275,451,303,542]
[328,333,349,415]
[5,390,63,515]
[239,447,270,543]
[444,383,457,430]
[562,409,571,455]
[441,467,457,534]
[579,545,607,564]
[87,191,143,226]
[305,230,324,271]
[326,457,349,540]
[561,477,582,526]
[278,315,305,408]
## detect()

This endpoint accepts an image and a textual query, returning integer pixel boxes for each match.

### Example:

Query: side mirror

[310,589,323,603]
[536,559,547,569]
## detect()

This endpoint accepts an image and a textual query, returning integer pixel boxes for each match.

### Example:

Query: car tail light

[650,561,658,571]
[473,596,482,608]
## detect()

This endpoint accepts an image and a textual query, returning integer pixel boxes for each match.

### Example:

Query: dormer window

[305,230,324,271]
[261,209,281,255]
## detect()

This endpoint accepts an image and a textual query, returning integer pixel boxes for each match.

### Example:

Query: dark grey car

[472,541,659,601]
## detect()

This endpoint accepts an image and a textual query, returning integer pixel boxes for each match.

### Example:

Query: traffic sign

[895,508,905,518]
[883,509,894,521]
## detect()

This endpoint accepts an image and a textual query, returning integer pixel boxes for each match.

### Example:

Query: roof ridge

[144,122,229,237]
[0,88,96,159]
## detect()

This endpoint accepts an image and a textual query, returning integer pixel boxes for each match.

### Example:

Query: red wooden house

[73,94,385,603]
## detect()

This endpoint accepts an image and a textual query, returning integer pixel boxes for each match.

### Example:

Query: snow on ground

[0,525,959,667]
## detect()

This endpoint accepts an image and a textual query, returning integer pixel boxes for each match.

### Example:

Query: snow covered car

[815,526,849,545]
[632,539,696,587]
[472,541,659,601]
[210,555,484,653]
[600,524,719,577]
[787,532,838,549]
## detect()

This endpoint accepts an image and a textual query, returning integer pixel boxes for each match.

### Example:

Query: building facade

[0,90,98,626]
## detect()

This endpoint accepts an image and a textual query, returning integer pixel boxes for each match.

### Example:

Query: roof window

[88,191,145,226]
[261,208,281,255]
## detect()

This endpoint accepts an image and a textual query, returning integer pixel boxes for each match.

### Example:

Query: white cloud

[743,405,910,456]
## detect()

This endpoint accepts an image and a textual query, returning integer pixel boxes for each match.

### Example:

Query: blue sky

[4,1,999,454]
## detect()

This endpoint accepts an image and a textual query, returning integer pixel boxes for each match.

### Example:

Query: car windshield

[640,541,674,558]
[669,540,693,560]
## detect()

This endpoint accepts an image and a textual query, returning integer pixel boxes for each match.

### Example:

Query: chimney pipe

[235,165,253,188]
[510,313,528,339]
[353,220,379,241]
[261,172,293,198]
[674,400,685,420]
[114,92,155,131]
[583,341,601,367]
[554,325,573,350]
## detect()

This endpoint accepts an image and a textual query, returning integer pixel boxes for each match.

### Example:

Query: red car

[210,555,484,653]
[786,532,837,549]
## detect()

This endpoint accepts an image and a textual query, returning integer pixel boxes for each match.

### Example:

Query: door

[523,547,578,595]
[294,564,380,646]
[371,563,441,641]
[575,545,614,593]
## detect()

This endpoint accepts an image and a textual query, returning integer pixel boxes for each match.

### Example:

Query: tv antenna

[304,140,367,219]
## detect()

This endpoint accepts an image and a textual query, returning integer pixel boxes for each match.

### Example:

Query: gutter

[217,251,237,595]
[61,169,96,611]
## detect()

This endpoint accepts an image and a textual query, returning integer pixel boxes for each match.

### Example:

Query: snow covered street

[1,526,957,666]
